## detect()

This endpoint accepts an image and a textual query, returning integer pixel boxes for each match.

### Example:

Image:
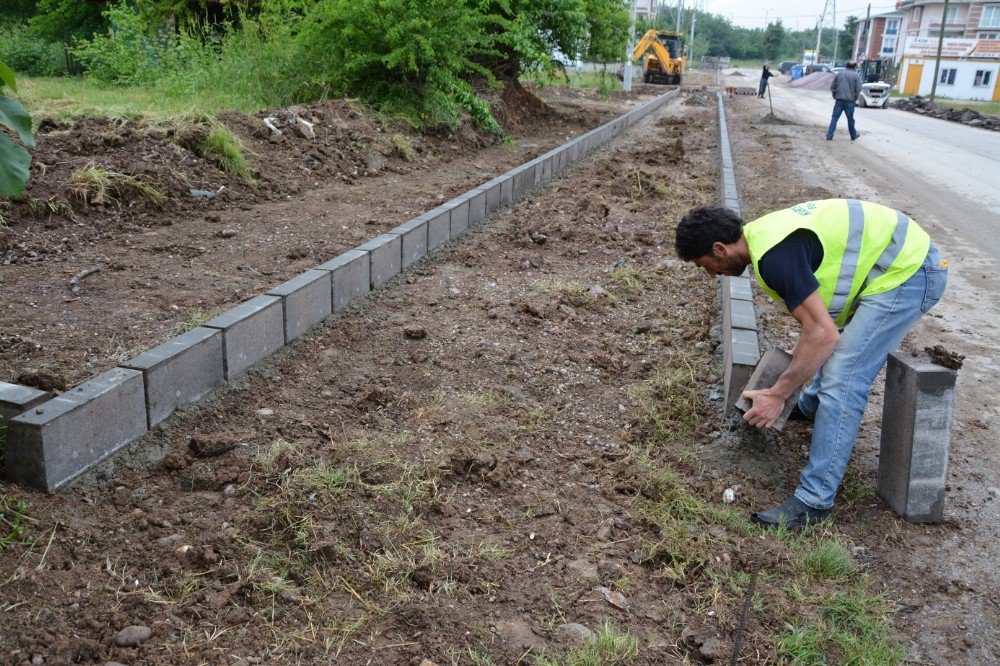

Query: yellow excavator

[632,30,686,85]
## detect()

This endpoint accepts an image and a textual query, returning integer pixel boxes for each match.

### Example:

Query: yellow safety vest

[744,199,930,326]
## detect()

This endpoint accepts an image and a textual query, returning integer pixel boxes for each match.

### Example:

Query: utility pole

[624,0,639,92]
[929,0,950,102]
[677,0,685,33]
[816,0,830,62]
[832,0,840,65]
[689,4,698,72]
[861,3,871,61]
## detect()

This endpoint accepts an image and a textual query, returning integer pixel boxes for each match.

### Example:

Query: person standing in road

[674,199,948,527]
[758,60,776,98]
[827,61,862,140]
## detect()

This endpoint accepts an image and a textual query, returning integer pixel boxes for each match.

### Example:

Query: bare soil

[0,87,626,389]
[0,90,745,665]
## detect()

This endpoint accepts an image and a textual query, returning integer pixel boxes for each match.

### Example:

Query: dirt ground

[2,76,996,665]
[721,71,999,665]
[0,87,625,389]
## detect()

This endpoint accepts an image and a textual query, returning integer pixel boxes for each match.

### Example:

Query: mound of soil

[786,72,836,90]
[892,96,1000,131]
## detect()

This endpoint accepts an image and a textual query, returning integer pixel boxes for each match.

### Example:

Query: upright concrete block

[123,326,224,427]
[203,295,284,379]
[484,179,503,214]
[391,217,429,269]
[877,351,957,522]
[424,207,452,251]
[734,348,803,431]
[723,327,760,413]
[447,196,471,239]
[357,233,402,288]
[512,165,534,199]
[267,269,333,342]
[317,249,370,312]
[468,188,487,226]
[5,368,147,492]
[727,276,754,301]
[0,382,51,425]
[500,176,513,205]
[724,296,757,332]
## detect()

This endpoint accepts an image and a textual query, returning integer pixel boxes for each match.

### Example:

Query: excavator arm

[631,30,676,66]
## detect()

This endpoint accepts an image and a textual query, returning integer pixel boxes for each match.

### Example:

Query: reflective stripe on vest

[744,199,930,326]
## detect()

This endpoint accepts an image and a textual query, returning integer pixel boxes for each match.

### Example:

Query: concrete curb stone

[203,295,284,379]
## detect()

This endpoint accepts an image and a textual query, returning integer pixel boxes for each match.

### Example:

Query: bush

[72,2,173,85]
[0,23,67,77]
[296,0,500,130]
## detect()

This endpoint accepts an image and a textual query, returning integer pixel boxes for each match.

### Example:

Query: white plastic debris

[722,488,736,504]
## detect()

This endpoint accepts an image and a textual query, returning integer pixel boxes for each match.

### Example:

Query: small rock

[222,484,237,496]
[404,326,427,340]
[189,188,216,198]
[699,637,728,661]
[418,660,439,666]
[115,625,152,647]
[31,654,44,665]
[850,546,866,557]
[588,285,607,297]
[218,228,238,238]
[554,622,595,645]
[256,407,274,417]
[723,488,736,503]
[530,232,548,245]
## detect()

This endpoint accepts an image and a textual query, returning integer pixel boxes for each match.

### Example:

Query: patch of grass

[929,99,1000,117]
[0,495,31,550]
[170,307,214,335]
[202,122,255,183]
[800,540,856,581]
[68,161,167,206]
[535,620,640,666]
[606,265,646,295]
[390,133,415,161]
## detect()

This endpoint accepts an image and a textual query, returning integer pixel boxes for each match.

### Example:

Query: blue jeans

[758,78,769,97]
[795,245,948,509]
[827,100,858,139]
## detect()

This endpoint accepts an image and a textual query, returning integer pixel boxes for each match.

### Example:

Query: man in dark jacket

[826,62,862,140]
[758,61,776,98]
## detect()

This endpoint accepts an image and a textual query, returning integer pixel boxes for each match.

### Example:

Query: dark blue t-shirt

[757,229,823,311]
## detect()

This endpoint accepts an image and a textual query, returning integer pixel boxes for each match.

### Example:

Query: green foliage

[72,2,169,86]
[0,61,35,197]
[28,0,109,43]
[581,0,631,63]
[0,0,39,27]
[0,23,66,77]
[763,21,785,61]
[840,16,859,63]
[0,495,30,550]
[800,540,857,581]
[297,0,498,129]
[202,121,255,183]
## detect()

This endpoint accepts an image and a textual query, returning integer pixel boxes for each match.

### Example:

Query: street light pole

[624,0,639,92]
[929,0,950,102]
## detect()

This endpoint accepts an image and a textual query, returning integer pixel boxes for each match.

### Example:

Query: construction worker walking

[827,62,863,140]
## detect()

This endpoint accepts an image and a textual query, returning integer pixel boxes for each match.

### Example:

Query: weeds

[0,496,30,550]
[68,161,167,206]
[170,307,214,335]
[535,621,640,665]
[391,134,415,161]
[800,540,856,581]
[202,122,255,183]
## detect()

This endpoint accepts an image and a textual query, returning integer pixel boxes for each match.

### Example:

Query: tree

[763,20,784,61]
[840,15,859,63]
[0,60,34,197]
[28,0,109,43]
[582,0,631,63]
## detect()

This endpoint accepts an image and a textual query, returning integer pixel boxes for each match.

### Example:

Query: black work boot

[787,404,813,422]
[751,495,830,529]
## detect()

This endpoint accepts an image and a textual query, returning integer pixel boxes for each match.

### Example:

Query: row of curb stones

[1,89,682,493]
[711,93,955,522]
[715,92,761,412]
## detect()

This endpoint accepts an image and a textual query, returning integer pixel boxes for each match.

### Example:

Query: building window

[939,68,957,85]
[979,32,1000,39]
[913,6,923,23]
[882,37,896,54]
[885,18,900,35]
[974,70,993,87]
[982,6,1000,29]
[943,6,959,24]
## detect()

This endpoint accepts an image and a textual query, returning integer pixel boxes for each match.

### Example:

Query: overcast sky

[679,1,901,30]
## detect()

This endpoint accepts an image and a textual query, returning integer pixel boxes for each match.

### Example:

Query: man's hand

[741,387,785,429]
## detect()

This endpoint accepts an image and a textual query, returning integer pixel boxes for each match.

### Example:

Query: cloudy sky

[674,0,901,30]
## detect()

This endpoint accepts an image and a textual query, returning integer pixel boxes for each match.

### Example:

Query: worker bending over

[675,199,948,527]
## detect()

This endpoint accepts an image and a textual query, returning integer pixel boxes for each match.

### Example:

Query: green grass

[202,122,255,183]
[933,99,1000,117]
[0,495,30,550]
[800,540,857,581]
[14,76,260,122]
[535,621,640,666]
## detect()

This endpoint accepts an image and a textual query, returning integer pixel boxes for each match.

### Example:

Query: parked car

[778,60,797,74]
[831,66,847,74]
[805,63,833,75]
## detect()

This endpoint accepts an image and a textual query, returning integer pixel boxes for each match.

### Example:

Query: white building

[891,1,1000,100]
[635,0,658,20]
